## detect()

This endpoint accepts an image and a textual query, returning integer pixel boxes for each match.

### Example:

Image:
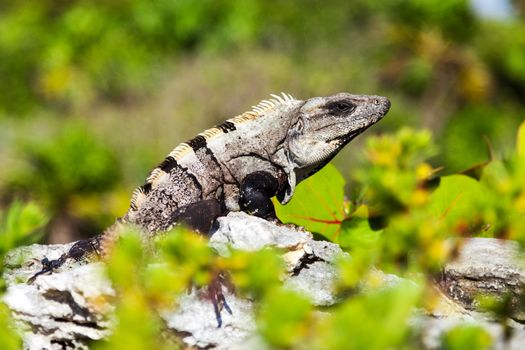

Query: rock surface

[3,214,525,349]
[438,238,525,322]
[211,214,344,306]
[4,244,113,350]
[2,212,346,350]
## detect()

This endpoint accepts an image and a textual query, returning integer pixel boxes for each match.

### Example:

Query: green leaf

[228,248,283,299]
[337,249,377,289]
[105,225,146,289]
[339,205,381,250]
[274,163,346,240]
[479,160,510,188]
[315,282,422,350]
[0,302,21,350]
[441,324,492,350]
[258,289,313,347]
[428,175,488,225]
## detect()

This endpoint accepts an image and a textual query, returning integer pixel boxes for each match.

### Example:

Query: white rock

[439,238,525,322]
[3,212,346,349]
[210,212,312,253]
[162,289,256,350]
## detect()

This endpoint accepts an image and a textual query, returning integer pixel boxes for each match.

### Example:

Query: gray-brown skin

[29,92,390,287]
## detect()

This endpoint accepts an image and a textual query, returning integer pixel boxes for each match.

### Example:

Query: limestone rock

[3,212,346,349]
[438,238,525,322]
[211,212,346,306]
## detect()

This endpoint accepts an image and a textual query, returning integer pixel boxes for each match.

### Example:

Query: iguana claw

[27,254,67,284]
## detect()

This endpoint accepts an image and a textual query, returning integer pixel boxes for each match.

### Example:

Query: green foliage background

[0,0,524,349]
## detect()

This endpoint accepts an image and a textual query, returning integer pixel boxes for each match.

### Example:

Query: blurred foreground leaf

[0,303,20,350]
[356,128,437,214]
[441,324,492,350]
[97,226,178,350]
[339,205,381,250]
[314,282,422,350]
[258,289,313,348]
[227,248,284,299]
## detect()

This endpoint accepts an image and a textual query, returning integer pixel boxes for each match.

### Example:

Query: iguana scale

[29,92,390,318]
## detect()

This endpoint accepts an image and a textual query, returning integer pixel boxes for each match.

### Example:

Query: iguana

[29,92,390,322]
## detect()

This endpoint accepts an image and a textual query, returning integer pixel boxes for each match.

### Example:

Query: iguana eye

[336,102,354,112]
[327,101,356,114]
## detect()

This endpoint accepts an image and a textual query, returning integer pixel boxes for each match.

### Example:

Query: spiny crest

[168,143,193,160]
[229,92,297,124]
[146,168,165,184]
[139,142,193,189]
[130,186,146,210]
[199,127,223,139]
[134,142,193,197]
[250,92,296,115]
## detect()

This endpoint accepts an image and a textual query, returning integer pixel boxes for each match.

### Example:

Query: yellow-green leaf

[428,175,488,225]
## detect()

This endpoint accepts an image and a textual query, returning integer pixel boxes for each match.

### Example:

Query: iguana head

[278,92,390,203]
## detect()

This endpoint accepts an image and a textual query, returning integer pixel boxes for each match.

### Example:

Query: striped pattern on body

[129,92,296,211]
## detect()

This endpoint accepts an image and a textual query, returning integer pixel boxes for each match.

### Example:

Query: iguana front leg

[239,171,282,221]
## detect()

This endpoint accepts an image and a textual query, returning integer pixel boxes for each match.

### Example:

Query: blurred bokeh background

[0,0,523,243]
